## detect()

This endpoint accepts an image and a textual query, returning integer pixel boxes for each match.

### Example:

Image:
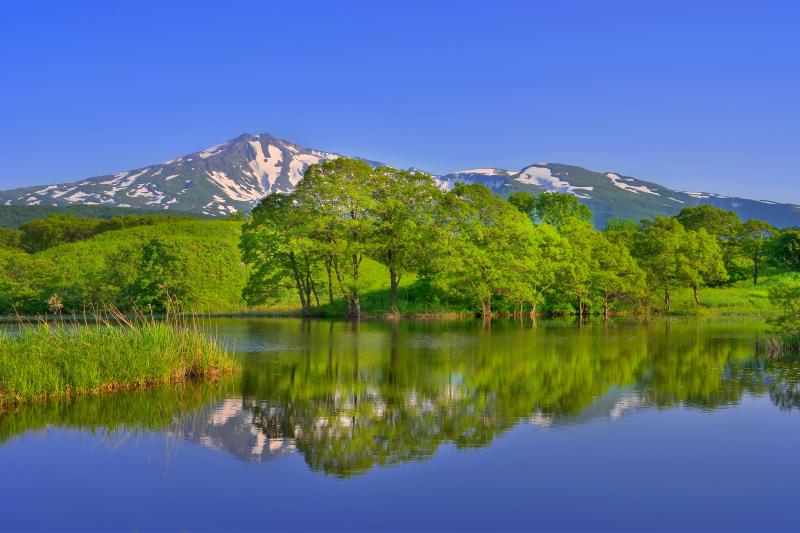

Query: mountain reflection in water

[2,318,799,477]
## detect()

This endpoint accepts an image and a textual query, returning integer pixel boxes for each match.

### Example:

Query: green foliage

[0,247,60,313]
[295,158,377,316]
[431,183,541,315]
[244,161,444,317]
[3,171,794,318]
[508,190,593,228]
[130,239,188,311]
[739,218,776,285]
[0,205,207,229]
[632,217,727,310]
[676,205,742,274]
[241,193,320,313]
[0,227,21,249]
[0,315,238,405]
[0,220,247,315]
[16,212,205,253]
[242,158,791,317]
[768,281,800,343]
[370,167,442,312]
[770,228,800,271]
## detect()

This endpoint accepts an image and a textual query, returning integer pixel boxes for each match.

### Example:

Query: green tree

[241,193,321,316]
[633,217,726,311]
[681,228,727,304]
[508,191,592,230]
[591,233,646,316]
[556,220,597,316]
[603,219,639,249]
[433,183,539,316]
[513,223,566,317]
[739,219,776,285]
[0,247,60,313]
[770,228,800,271]
[294,158,378,317]
[370,167,442,313]
[768,282,800,344]
[131,238,187,312]
[675,205,742,276]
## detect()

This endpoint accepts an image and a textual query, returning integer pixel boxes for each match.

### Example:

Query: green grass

[665,272,799,316]
[0,313,238,405]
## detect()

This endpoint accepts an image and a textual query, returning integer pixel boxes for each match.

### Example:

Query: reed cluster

[0,309,238,405]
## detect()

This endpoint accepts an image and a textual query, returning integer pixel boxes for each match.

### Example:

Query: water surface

[2,318,799,531]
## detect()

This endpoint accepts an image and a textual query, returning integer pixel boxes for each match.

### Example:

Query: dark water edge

[2,317,799,531]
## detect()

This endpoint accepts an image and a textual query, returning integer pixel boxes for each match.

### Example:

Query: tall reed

[0,307,238,406]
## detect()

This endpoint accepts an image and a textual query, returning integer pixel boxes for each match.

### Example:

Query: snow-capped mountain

[0,133,341,216]
[434,164,800,227]
[2,132,799,227]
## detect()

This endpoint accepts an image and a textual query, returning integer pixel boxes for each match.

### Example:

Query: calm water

[2,318,800,531]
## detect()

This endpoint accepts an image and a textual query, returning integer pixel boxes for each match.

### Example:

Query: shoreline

[0,308,776,324]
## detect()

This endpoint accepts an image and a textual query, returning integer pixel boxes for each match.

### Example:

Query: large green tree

[433,183,540,316]
[739,219,776,285]
[633,217,726,310]
[294,158,377,317]
[675,205,742,275]
[241,193,322,316]
[370,167,442,313]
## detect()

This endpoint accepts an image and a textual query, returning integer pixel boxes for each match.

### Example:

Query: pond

[2,318,799,531]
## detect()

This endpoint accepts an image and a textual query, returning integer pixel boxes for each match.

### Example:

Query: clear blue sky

[1,0,798,201]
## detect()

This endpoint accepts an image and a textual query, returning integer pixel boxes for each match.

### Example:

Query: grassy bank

[0,315,238,406]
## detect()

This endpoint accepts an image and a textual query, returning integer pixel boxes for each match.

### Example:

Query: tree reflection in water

[2,318,799,477]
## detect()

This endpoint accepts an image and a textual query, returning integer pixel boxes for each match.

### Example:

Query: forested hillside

[0,205,207,229]
[1,218,246,314]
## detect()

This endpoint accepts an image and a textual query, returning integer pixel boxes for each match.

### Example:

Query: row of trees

[243,158,799,317]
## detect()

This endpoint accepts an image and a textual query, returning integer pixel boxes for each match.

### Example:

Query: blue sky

[1,0,798,201]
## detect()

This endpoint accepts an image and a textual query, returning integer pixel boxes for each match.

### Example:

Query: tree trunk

[664,286,671,311]
[351,254,361,318]
[389,266,399,314]
[289,254,309,315]
[325,260,334,306]
[603,292,609,318]
[753,260,760,286]
[692,284,701,305]
[310,278,321,311]
[481,299,492,317]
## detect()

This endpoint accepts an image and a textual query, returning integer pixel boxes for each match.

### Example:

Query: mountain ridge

[2,133,798,227]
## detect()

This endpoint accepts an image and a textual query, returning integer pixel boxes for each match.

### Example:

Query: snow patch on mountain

[516,166,594,196]
[453,168,513,176]
[207,170,263,202]
[198,143,226,158]
[606,173,661,196]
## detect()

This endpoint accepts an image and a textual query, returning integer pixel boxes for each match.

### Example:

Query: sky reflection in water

[1,318,799,531]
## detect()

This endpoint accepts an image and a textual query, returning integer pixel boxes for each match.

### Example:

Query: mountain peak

[1,134,799,227]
